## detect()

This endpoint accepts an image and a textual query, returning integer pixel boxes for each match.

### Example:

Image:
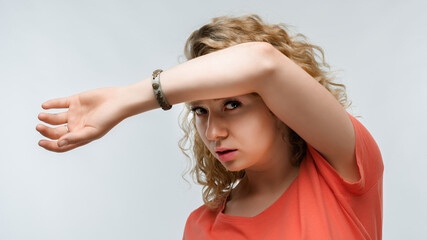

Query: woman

[36,14,383,239]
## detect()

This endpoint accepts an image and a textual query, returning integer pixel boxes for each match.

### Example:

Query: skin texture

[37,41,358,183]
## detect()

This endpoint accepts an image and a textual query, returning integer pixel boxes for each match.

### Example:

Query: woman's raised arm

[38,40,358,183]
[37,42,272,152]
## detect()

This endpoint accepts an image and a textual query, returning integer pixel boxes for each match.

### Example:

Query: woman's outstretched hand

[36,87,128,152]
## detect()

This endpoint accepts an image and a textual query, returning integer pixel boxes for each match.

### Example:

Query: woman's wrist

[118,77,159,119]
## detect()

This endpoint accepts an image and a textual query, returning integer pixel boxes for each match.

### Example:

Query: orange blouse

[183,113,384,240]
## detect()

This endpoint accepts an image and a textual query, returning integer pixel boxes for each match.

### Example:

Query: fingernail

[59,140,68,147]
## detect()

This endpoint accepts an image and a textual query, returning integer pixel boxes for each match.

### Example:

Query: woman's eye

[225,101,241,110]
[190,107,207,115]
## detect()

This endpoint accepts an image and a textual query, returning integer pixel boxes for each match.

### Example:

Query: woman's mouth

[216,149,238,162]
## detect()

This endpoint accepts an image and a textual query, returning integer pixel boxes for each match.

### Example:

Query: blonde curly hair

[178,14,351,210]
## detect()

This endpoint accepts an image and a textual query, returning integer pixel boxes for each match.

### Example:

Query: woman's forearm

[119,42,274,118]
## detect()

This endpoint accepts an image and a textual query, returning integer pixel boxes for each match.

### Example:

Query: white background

[1,0,426,239]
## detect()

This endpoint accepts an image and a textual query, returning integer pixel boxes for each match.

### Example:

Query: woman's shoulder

[186,201,224,225]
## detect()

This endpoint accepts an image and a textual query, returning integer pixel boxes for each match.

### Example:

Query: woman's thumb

[57,127,97,147]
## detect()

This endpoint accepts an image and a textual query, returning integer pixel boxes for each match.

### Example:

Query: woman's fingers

[38,112,68,125]
[36,124,68,140]
[42,97,70,110]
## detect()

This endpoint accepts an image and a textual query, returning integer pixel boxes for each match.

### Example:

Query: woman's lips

[216,149,238,162]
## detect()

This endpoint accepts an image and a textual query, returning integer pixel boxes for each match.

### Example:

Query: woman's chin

[222,162,245,172]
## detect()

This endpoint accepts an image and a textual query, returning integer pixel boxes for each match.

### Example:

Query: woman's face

[190,93,289,172]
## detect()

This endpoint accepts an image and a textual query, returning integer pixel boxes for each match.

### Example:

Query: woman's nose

[205,115,228,141]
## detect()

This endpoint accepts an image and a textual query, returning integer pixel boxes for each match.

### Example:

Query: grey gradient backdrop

[1,0,426,239]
